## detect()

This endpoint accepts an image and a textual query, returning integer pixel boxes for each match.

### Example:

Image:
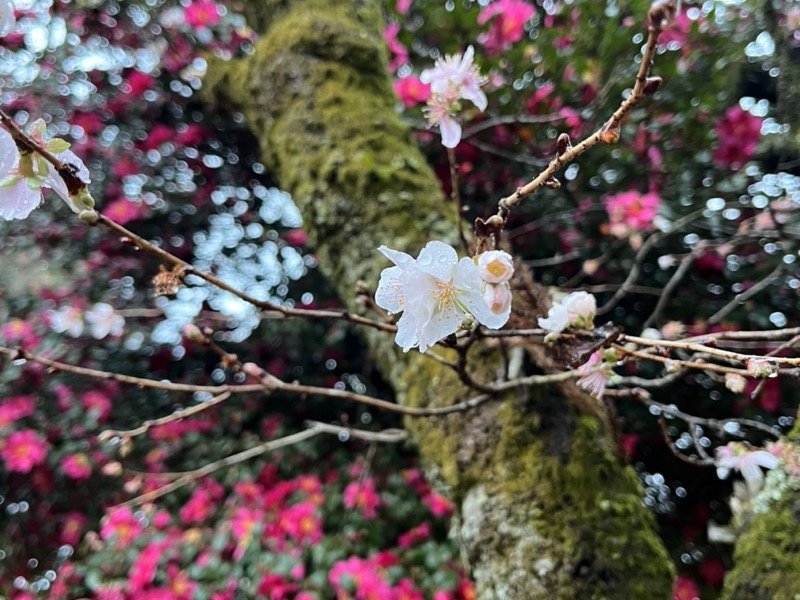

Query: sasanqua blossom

[375,241,510,352]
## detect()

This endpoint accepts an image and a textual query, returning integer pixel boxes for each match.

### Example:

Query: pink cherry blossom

[477,0,536,55]
[715,442,779,496]
[576,352,610,399]
[1,429,49,472]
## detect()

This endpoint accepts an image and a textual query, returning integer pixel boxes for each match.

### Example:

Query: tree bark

[202,0,674,597]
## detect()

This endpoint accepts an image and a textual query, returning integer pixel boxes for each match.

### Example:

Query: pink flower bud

[477,250,514,283]
[482,283,512,315]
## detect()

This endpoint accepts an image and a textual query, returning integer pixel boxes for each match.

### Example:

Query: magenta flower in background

[477,0,536,55]
[100,506,144,548]
[604,190,662,238]
[393,75,432,107]
[343,478,381,518]
[183,0,220,28]
[61,453,93,480]
[0,395,36,427]
[1,429,49,473]
[384,23,409,72]
[713,105,763,171]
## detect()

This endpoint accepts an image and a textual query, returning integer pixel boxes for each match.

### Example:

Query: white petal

[415,241,458,282]
[378,245,415,269]
[716,466,731,480]
[44,149,91,211]
[538,305,569,333]
[0,128,19,177]
[453,259,509,329]
[395,310,420,352]
[0,178,42,221]
[461,87,488,112]
[375,265,406,314]
[750,451,779,470]
[439,117,462,148]
[418,301,463,352]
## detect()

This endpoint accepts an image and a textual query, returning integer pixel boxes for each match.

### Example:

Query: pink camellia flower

[715,442,779,496]
[396,0,412,14]
[60,511,88,546]
[279,501,322,544]
[0,119,91,220]
[101,506,144,548]
[713,105,762,171]
[604,190,661,238]
[393,76,432,108]
[61,453,92,480]
[330,556,393,599]
[129,542,164,591]
[398,522,432,548]
[82,390,112,422]
[672,574,700,600]
[103,198,149,225]
[477,0,536,55]
[423,492,455,517]
[184,0,221,28]
[1,429,49,473]
[1,318,39,347]
[384,23,409,73]
[343,479,381,518]
[0,395,36,428]
[394,579,424,600]
[179,487,215,523]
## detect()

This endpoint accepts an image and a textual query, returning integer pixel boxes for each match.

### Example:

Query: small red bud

[599,123,621,145]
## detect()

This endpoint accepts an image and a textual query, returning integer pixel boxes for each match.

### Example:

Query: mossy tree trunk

[720,3,800,597]
[203,0,674,597]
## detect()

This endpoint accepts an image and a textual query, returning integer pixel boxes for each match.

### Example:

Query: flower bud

[182,323,205,343]
[477,250,514,283]
[482,283,512,315]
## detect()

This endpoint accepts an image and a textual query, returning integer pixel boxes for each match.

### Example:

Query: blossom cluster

[375,242,512,352]
[420,46,488,148]
[537,290,597,334]
[0,119,92,221]
[604,190,662,239]
[715,442,779,496]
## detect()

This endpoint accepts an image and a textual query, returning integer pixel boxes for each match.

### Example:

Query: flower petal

[415,241,458,281]
[375,265,406,314]
[454,258,510,329]
[0,128,19,178]
[0,178,42,221]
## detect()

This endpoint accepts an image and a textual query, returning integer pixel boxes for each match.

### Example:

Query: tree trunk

[202,0,674,597]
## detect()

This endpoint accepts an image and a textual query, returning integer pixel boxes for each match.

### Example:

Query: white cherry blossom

[85,303,125,339]
[375,241,510,352]
[538,291,597,333]
[477,250,514,284]
[715,443,779,496]
[0,0,15,38]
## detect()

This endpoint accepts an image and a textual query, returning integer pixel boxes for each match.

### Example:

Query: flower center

[435,281,455,307]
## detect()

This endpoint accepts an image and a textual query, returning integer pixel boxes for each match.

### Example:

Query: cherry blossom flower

[576,352,610,398]
[0,429,48,472]
[477,250,514,283]
[420,46,488,147]
[48,305,84,337]
[715,442,779,496]
[0,0,15,37]
[375,241,510,352]
[482,283,512,316]
[85,302,125,339]
[0,119,92,220]
[538,291,597,333]
[477,0,536,55]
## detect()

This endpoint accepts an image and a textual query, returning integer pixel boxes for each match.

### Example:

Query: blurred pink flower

[715,442,779,496]
[103,198,149,225]
[713,105,762,171]
[0,395,36,428]
[576,351,610,399]
[673,575,700,600]
[604,190,661,238]
[279,501,322,544]
[393,76,432,107]
[1,429,49,473]
[384,23,409,72]
[129,542,164,591]
[81,390,112,422]
[424,492,455,517]
[344,478,381,518]
[101,506,144,548]
[477,0,536,55]
[184,0,220,28]
[61,453,92,480]
[398,521,432,548]
[1,318,39,348]
[180,487,215,523]
[396,0,412,14]
[60,512,88,546]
